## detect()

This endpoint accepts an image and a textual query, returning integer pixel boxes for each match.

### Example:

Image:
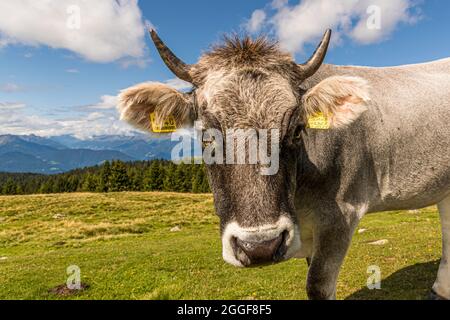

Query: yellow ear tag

[150,113,178,133]
[307,112,330,130]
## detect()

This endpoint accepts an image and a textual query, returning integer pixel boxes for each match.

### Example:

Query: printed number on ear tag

[307,112,330,130]
[150,113,178,133]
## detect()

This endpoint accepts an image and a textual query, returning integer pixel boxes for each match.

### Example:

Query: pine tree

[82,174,98,192]
[144,161,163,191]
[53,176,67,193]
[97,161,111,192]
[200,165,211,193]
[39,180,54,194]
[109,161,130,192]
[183,164,194,192]
[191,166,203,193]
[129,167,143,191]
[163,162,176,192]
[174,163,187,192]
[15,184,23,195]
[67,175,80,192]
[1,178,17,195]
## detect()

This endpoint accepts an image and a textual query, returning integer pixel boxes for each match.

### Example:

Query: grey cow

[118,29,450,300]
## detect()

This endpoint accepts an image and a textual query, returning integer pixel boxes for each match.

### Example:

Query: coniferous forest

[0,160,211,195]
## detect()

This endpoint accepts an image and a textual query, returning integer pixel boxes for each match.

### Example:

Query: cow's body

[299,59,450,212]
[295,59,450,297]
[119,30,450,300]
[299,59,450,215]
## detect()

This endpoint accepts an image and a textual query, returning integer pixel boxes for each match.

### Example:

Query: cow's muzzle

[233,230,288,266]
[222,216,300,267]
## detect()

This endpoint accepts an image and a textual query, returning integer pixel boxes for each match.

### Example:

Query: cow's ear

[302,76,370,128]
[118,82,195,132]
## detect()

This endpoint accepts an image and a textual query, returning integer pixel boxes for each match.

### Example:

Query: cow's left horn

[298,29,332,78]
[150,29,194,84]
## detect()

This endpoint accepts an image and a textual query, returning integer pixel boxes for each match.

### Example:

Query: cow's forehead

[197,68,298,129]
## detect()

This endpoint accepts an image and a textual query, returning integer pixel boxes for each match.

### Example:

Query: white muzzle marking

[221,216,301,267]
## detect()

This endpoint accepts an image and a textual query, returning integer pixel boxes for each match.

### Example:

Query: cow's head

[118,30,369,267]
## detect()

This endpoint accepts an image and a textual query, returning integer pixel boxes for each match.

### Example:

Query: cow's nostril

[235,232,286,266]
[273,230,289,262]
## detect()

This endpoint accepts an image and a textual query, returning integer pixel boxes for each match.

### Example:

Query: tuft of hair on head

[204,34,288,66]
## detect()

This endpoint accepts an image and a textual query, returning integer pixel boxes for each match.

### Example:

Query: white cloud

[0,0,148,63]
[164,78,193,91]
[0,102,26,110]
[119,57,151,69]
[248,0,421,55]
[350,0,421,44]
[86,112,106,121]
[0,96,136,138]
[65,68,79,74]
[0,83,23,93]
[0,37,8,48]
[271,0,289,9]
[245,9,267,34]
[85,95,119,110]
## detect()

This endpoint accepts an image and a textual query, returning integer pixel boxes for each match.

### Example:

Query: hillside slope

[0,192,442,300]
[0,135,135,173]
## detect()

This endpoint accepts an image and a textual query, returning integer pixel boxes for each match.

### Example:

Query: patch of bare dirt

[49,283,90,296]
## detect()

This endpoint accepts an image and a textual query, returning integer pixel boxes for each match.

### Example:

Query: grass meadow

[0,192,442,300]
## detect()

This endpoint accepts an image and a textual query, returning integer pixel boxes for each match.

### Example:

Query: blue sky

[0,0,449,138]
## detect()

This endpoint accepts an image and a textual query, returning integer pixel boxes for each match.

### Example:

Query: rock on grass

[368,239,389,245]
[170,226,182,232]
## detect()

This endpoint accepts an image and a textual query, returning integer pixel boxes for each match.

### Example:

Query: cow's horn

[298,29,332,78]
[150,29,194,84]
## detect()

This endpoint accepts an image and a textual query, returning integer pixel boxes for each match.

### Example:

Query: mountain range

[0,134,179,174]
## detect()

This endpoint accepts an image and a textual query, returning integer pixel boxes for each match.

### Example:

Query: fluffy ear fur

[117,82,194,132]
[302,76,371,128]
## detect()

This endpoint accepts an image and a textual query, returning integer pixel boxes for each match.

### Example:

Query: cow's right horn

[297,29,332,78]
[150,29,194,84]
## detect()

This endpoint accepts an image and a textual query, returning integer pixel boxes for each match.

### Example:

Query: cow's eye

[293,124,305,139]
[202,140,214,148]
[202,140,216,158]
